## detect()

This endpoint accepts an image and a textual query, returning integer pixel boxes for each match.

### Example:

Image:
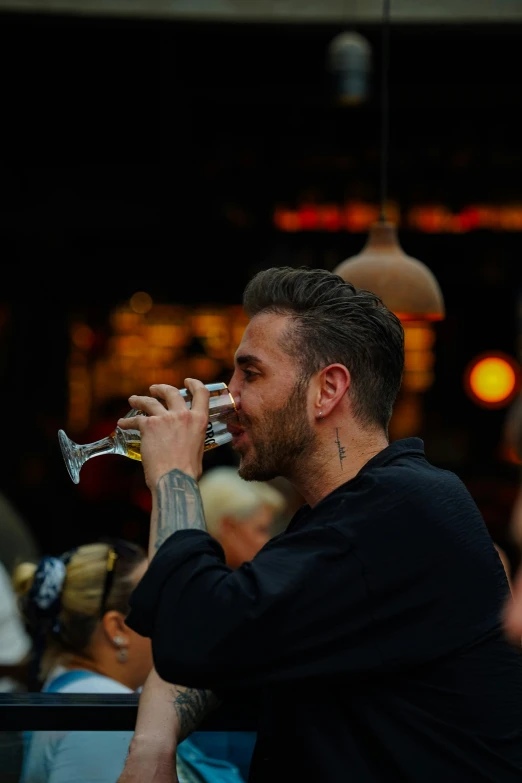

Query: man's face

[228,312,317,482]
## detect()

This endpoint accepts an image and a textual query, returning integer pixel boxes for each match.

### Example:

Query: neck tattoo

[335,428,346,470]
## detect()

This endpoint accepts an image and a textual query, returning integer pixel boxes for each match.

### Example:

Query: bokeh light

[130,291,153,314]
[464,352,521,408]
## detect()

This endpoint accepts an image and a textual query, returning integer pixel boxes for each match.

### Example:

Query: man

[117,266,522,783]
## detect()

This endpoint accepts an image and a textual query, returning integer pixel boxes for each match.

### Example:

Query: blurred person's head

[494,542,512,590]
[199,466,286,568]
[12,539,152,692]
[508,482,522,549]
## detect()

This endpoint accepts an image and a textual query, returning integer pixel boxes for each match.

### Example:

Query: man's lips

[227,422,245,438]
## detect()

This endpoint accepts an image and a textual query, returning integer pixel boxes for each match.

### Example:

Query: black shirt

[126,438,522,782]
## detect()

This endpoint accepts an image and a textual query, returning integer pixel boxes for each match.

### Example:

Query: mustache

[236,412,250,429]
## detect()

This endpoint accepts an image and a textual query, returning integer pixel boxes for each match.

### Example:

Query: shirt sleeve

[126,515,382,692]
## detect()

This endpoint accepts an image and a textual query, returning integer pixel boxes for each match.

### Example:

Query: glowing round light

[71,323,95,350]
[130,291,153,314]
[465,353,520,408]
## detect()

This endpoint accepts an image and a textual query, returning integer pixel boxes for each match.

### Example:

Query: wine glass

[58,382,238,484]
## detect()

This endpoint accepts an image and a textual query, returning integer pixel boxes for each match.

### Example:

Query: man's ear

[314,364,351,420]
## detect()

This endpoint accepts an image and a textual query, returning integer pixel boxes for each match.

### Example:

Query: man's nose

[228,379,241,409]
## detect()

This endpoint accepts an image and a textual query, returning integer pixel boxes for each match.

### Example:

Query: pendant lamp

[333,0,445,323]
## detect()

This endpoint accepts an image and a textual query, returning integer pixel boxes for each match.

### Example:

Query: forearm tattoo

[335,428,347,470]
[172,686,220,741]
[155,469,206,551]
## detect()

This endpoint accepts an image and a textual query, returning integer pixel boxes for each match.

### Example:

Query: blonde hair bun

[12,561,38,597]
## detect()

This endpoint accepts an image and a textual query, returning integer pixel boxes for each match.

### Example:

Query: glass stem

[77,432,119,463]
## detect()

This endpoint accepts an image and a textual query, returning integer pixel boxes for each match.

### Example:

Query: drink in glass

[58,382,238,484]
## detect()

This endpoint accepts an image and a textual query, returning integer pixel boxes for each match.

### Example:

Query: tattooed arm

[117,667,220,783]
[114,383,221,781]
[169,681,220,740]
[114,379,213,561]
[149,468,206,559]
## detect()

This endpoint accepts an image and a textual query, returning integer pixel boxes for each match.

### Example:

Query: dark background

[0,11,521,559]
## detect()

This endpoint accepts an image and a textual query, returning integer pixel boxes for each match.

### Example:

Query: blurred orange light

[274,208,300,232]
[464,353,521,408]
[72,323,96,351]
[318,205,341,232]
[298,204,319,230]
[130,291,153,314]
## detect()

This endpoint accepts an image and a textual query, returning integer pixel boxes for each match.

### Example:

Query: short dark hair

[242,266,404,431]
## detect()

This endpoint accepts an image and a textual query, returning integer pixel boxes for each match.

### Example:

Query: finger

[149,384,187,410]
[117,413,146,431]
[128,394,167,416]
[184,377,209,414]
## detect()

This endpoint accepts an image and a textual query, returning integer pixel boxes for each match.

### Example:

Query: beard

[237,377,316,482]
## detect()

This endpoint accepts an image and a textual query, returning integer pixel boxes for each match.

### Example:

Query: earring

[113,635,128,663]
[318,411,323,418]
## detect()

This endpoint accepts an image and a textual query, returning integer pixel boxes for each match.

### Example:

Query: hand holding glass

[58,382,238,484]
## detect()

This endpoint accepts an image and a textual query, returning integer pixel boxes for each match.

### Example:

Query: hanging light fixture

[333,0,445,322]
[326,31,372,106]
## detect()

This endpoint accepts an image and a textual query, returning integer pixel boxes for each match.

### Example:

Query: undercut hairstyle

[242,266,404,432]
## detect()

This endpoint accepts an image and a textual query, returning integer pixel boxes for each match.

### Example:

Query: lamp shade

[333,221,445,322]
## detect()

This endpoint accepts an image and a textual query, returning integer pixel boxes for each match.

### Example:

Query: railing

[0,693,257,731]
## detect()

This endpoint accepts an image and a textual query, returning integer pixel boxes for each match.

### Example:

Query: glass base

[58,429,81,484]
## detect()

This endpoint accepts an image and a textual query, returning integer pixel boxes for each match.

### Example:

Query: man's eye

[243,369,258,379]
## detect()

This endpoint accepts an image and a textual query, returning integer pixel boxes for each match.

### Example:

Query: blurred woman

[199,466,286,569]
[13,539,245,783]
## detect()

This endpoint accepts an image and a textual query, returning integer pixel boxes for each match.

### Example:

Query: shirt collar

[357,436,425,470]
[286,437,426,532]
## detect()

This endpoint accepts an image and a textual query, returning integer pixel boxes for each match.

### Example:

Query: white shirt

[0,560,31,692]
